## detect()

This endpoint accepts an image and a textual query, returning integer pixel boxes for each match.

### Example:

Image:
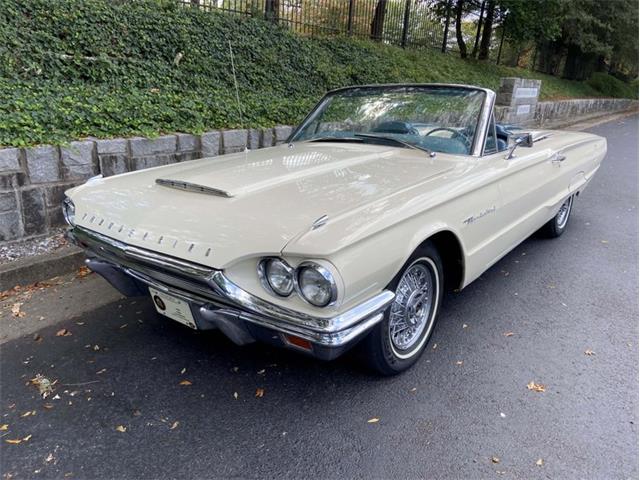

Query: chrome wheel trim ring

[556,196,573,229]
[388,257,440,360]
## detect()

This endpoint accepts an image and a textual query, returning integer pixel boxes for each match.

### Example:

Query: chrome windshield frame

[288,83,496,158]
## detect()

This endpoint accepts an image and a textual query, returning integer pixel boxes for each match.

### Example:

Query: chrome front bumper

[69,227,394,360]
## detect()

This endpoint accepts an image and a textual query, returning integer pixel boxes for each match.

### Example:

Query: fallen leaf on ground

[455,361,464,366]
[5,439,22,444]
[115,425,127,433]
[20,410,35,417]
[432,343,438,350]
[10,303,25,318]
[22,434,32,442]
[0,424,8,431]
[93,345,100,351]
[527,381,546,393]
[96,369,107,375]
[499,412,506,418]
[409,387,417,393]
[170,421,179,430]
[178,380,192,386]
[491,456,500,464]
[76,266,92,278]
[233,392,238,400]
[503,332,515,337]
[180,368,186,375]
[584,349,595,356]
[257,369,266,375]
[255,388,265,398]
[367,418,380,423]
[45,453,54,463]
[536,458,544,466]
[33,334,42,343]
[55,329,71,337]
[462,324,468,329]
[600,240,609,244]
[30,374,54,397]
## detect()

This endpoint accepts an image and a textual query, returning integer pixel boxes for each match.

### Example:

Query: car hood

[69,142,457,268]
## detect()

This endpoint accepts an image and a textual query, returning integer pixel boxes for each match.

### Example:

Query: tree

[471,0,486,59]
[454,0,468,58]
[370,0,387,41]
[477,0,495,60]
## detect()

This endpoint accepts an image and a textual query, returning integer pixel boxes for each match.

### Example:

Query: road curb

[0,246,85,291]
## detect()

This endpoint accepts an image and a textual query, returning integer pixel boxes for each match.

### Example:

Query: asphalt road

[1,115,638,479]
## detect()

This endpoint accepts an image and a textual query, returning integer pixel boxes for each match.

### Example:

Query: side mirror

[505,133,534,159]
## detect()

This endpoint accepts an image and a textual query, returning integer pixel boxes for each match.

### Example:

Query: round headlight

[261,258,294,297]
[297,263,336,307]
[62,198,75,226]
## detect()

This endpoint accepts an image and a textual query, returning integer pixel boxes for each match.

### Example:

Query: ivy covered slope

[1,0,635,147]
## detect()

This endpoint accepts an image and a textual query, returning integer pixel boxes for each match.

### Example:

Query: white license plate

[149,287,197,329]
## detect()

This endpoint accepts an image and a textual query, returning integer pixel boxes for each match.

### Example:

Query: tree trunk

[471,0,485,58]
[562,43,582,80]
[477,0,495,60]
[370,0,387,41]
[455,0,467,58]
[441,0,452,53]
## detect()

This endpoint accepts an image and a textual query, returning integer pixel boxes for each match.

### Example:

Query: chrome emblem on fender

[463,206,496,225]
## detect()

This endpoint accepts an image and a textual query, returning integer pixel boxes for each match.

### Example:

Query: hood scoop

[155,178,233,198]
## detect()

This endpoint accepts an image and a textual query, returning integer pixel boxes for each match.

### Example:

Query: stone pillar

[496,77,541,125]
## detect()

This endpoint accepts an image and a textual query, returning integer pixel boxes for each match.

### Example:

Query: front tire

[361,242,444,375]
[542,195,574,238]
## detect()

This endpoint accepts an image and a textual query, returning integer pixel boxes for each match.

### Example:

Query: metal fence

[178,0,448,51]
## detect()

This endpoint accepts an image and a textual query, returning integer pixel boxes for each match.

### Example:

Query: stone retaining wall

[1,90,637,244]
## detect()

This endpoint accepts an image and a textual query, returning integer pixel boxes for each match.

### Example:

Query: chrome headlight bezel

[295,262,338,307]
[62,197,76,226]
[258,257,295,297]
[257,258,338,307]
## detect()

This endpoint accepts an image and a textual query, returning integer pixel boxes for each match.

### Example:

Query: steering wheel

[372,121,419,136]
[424,127,471,149]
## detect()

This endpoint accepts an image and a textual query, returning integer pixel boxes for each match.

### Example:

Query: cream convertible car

[64,84,606,375]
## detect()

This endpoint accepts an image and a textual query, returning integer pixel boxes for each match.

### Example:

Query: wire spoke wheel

[555,196,573,229]
[388,261,436,356]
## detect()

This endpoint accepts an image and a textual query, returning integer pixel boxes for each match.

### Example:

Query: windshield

[291,86,486,155]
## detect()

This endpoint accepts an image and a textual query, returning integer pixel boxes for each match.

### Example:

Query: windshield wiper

[308,136,364,143]
[354,133,434,157]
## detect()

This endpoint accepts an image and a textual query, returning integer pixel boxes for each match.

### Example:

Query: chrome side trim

[155,178,234,198]
[72,226,395,335]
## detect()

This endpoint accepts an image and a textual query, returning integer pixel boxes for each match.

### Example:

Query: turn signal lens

[283,334,312,351]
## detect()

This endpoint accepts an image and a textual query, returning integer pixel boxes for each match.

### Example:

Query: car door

[464,115,569,273]
[493,131,569,259]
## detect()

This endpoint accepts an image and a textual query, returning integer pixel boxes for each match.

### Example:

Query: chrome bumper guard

[69,227,394,355]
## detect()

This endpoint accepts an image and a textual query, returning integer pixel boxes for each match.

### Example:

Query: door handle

[552,153,566,164]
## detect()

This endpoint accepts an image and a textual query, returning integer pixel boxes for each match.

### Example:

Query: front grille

[73,227,226,304]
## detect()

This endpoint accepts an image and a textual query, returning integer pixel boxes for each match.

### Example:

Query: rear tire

[542,195,574,238]
[361,242,444,376]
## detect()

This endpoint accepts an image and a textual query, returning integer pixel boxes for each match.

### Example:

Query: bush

[0,0,634,147]
[587,73,638,99]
